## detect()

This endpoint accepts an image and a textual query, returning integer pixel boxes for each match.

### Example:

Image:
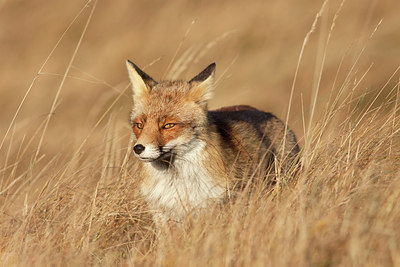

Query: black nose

[133,144,145,154]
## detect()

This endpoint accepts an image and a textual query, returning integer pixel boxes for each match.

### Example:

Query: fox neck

[139,138,227,219]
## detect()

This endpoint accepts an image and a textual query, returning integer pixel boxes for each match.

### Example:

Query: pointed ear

[187,63,216,108]
[126,60,157,103]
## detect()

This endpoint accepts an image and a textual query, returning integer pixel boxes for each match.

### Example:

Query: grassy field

[1,0,400,265]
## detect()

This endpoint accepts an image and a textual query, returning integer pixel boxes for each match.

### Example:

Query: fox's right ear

[187,63,216,108]
[126,60,157,103]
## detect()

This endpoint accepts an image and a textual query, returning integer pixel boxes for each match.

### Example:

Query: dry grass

[1,0,400,266]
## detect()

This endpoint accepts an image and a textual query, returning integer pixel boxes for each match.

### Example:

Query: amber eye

[162,123,176,129]
[135,122,144,129]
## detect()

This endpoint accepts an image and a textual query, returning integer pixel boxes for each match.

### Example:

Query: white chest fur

[139,142,226,219]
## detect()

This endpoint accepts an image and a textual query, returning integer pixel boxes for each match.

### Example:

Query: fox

[126,60,299,224]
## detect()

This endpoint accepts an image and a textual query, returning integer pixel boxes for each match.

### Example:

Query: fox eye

[135,122,144,129]
[162,123,176,129]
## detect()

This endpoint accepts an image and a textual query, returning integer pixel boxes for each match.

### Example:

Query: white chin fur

[137,157,157,162]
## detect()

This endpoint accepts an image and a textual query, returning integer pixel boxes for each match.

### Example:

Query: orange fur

[126,61,300,224]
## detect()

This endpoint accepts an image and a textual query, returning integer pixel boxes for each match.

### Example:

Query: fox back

[126,60,299,222]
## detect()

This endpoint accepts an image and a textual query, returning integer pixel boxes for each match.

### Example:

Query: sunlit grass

[0,0,399,265]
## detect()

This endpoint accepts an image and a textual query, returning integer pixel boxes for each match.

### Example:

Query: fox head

[126,60,216,163]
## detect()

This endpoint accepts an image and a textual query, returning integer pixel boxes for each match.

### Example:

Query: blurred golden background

[1,0,399,144]
[1,1,400,264]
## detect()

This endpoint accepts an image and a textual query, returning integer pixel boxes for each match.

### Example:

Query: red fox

[126,60,299,223]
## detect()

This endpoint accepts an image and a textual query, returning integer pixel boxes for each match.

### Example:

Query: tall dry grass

[1,0,400,265]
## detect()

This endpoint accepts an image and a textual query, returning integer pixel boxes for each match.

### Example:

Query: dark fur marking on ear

[189,63,216,83]
[127,59,158,87]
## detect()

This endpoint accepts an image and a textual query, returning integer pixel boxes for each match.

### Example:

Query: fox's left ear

[126,60,157,104]
[187,63,216,108]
